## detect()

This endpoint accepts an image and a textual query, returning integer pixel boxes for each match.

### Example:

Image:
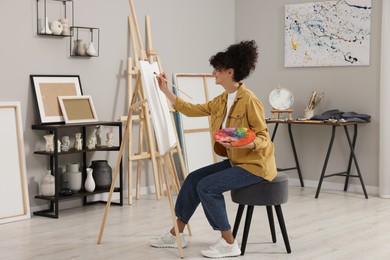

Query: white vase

[41,170,55,196]
[50,20,63,35]
[86,42,97,56]
[63,163,82,192]
[85,168,95,192]
[76,39,86,56]
[40,17,52,34]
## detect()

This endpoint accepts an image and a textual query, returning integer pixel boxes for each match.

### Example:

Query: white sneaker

[201,238,241,258]
[149,231,187,248]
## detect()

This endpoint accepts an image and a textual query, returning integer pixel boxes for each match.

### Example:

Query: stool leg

[266,206,276,243]
[240,205,254,256]
[274,205,291,253]
[232,204,245,238]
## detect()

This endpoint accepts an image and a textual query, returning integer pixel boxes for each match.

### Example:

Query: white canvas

[174,74,225,173]
[139,61,177,155]
[285,0,371,67]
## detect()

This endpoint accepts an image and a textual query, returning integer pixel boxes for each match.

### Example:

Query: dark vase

[89,160,112,190]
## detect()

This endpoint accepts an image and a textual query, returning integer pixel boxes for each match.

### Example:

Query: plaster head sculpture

[61,136,70,152]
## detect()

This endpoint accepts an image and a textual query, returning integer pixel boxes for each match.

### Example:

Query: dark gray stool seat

[231,172,291,255]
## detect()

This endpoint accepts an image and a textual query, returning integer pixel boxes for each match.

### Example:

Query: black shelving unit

[32,121,123,218]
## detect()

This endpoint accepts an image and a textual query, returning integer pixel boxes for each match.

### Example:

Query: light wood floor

[1,186,390,260]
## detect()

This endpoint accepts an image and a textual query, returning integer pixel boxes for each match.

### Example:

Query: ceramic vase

[89,160,112,190]
[40,17,52,34]
[85,168,95,192]
[50,20,63,35]
[60,18,70,35]
[76,39,86,56]
[41,170,55,196]
[86,42,97,56]
[63,163,82,193]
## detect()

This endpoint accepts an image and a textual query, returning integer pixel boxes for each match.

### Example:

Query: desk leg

[271,123,279,142]
[343,125,368,199]
[287,124,304,187]
[315,126,336,198]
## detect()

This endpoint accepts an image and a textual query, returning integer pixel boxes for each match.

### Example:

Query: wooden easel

[270,109,293,120]
[97,1,188,258]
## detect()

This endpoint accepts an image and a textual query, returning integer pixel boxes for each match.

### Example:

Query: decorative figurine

[106,132,113,147]
[44,134,54,152]
[87,137,96,149]
[74,133,83,151]
[95,125,102,147]
[61,136,70,152]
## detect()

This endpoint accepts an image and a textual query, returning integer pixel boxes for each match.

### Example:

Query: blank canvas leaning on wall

[139,61,177,155]
[173,74,224,173]
[0,102,30,224]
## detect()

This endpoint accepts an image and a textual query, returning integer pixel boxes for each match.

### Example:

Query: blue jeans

[175,160,265,231]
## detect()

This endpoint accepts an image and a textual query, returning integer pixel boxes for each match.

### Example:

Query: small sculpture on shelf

[76,39,86,56]
[41,170,55,196]
[44,134,54,152]
[74,133,83,151]
[40,17,52,34]
[61,136,70,152]
[87,137,96,149]
[95,125,102,147]
[106,132,113,147]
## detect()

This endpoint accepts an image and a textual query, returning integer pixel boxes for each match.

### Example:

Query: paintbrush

[153,72,193,99]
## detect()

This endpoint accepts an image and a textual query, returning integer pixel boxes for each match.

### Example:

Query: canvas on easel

[139,61,176,155]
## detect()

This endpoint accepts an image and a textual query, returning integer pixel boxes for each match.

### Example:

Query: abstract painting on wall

[284,0,371,67]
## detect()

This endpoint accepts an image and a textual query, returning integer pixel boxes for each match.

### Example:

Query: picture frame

[58,95,98,123]
[0,102,30,224]
[30,75,83,124]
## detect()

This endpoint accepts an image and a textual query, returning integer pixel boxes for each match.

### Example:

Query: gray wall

[0,0,234,210]
[0,0,381,213]
[235,0,381,193]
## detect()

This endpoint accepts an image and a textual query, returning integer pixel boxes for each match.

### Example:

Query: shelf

[70,26,100,57]
[36,0,74,37]
[35,187,121,201]
[34,146,120,155]
[32,121,123,218]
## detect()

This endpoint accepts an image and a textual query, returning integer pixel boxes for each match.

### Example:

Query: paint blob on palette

[214,127,256,147]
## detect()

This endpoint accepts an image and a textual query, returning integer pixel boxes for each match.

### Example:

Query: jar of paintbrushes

[304,91,324,119]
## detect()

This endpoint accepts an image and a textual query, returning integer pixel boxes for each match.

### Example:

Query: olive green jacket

[173,83,277,181]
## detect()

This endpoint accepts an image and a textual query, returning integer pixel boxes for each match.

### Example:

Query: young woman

[150,40,277,258]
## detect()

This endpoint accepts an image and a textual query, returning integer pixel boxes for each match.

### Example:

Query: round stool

[231,172,291,255]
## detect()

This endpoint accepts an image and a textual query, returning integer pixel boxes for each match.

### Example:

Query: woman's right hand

[155,72,168,92]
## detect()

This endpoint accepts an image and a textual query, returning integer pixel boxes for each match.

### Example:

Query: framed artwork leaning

[30,75,83,124]
[58,95,98,124]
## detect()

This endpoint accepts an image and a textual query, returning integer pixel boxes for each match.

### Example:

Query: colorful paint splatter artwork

[285,0,371,67]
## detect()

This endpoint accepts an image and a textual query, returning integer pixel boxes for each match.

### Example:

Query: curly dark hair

[209,40,258,82]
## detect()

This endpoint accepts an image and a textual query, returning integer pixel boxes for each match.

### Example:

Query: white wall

[235,0,381,193]
[0,0,234,211]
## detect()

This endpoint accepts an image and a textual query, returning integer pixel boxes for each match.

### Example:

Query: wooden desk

[266,119,368,199]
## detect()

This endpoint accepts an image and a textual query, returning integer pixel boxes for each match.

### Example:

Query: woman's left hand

[217,141,254,149]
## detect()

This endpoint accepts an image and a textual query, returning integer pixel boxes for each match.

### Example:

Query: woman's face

[212,68,234,86]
